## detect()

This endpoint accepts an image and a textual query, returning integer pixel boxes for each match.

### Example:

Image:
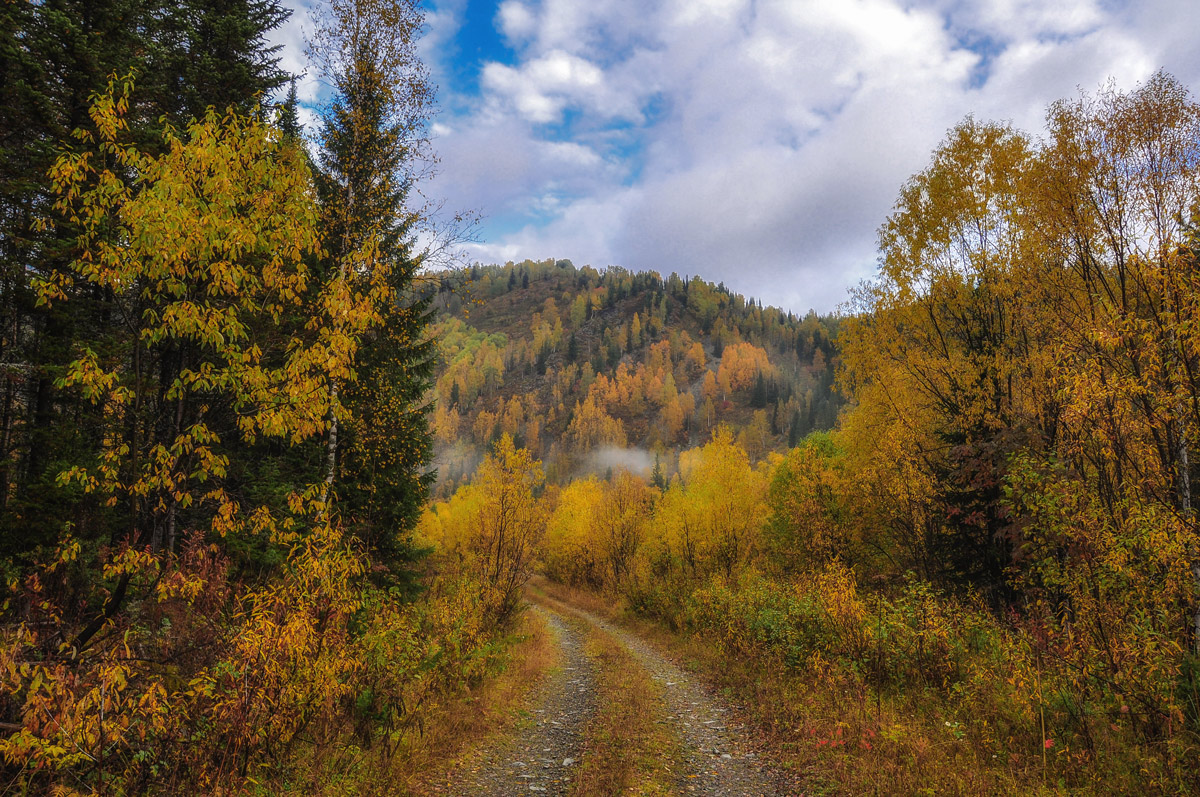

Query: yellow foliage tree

[717,342,773,394]
[420,435,545,623]
[541,478,608,588]
[0,77,446,792]
[653,427,767,579]
[566,396,627,454]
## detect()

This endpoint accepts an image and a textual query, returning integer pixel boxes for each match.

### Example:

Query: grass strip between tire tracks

[569,623,684,796]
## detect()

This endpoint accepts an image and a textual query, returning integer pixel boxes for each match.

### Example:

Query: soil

[438,596,802,796]
[435,606,597,796]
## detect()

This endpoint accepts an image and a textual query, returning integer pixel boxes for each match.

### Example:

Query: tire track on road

[436,607,596,796]
[537,595,798,797]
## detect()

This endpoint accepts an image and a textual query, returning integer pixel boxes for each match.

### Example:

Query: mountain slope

[424,259,843,493]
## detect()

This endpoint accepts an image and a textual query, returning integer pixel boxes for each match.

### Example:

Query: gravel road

[437,606,597,796]
[437,597,797,796]
[560,603,797,797]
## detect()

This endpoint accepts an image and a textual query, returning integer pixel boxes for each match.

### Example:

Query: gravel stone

[437,607,596,796]
[434,599,801,796]
[563,604,800,797]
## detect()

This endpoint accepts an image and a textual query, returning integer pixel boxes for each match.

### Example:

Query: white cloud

[412,0,1200,312]
[420,0,471,74]
[265,1,319,99]
[464,190,629,268]
[940,0,1105,42]
[497,0,538,44]
[481,49,640,123]
[427,113,623,222]
[670,0,748,26]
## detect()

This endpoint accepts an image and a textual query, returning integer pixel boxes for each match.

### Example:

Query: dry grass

[568,624,684,796]
[394,608,560,795]
[528,574,623,618]
[662,633,1033,796]
[525,580,685,795]
[531,579,1056,796]
[277,609,558,796]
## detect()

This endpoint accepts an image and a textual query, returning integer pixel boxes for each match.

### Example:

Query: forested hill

[424,259,843,492]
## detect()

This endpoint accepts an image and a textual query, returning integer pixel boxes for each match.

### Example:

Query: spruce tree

[0,0,293,565]
[312,1,435,582]
[751,372,768,408]
[151,0,290,121]
[651,454,666,490]
[788,409,803,448]
[278,77,302,138]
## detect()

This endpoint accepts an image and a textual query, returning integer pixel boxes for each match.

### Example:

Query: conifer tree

[311,0,435,578]
[278,76,302,139]
[788,409,803,448]
[152,0,290,121]
[0,0,293,564]
[751,371,768,408]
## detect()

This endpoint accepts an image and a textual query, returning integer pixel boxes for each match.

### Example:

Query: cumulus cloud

[497,0,538,44]
[280,0,1200,312]
[482,49,638,123]
[263,0,322,132]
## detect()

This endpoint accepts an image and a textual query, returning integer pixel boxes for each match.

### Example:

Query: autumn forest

[4,0,1200,795]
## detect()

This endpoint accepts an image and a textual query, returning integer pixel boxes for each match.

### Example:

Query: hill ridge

[423,258,844,493]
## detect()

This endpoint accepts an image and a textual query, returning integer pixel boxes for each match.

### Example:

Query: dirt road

[441,594,797,796]
[437,607,596,795]
[549,598,791,796]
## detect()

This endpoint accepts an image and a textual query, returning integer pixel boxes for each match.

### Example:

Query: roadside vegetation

[0,1,529,793]
[422,73,1200,794]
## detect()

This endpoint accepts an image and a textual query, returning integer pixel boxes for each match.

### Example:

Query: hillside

[424,259,844,493]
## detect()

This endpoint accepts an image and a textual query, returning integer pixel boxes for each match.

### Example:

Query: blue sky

[274,0,1200,313]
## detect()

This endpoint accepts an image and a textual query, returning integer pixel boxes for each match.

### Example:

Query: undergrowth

[540,571,1200,795]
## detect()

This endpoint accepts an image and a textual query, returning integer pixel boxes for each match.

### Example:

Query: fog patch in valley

[581,446,655,478]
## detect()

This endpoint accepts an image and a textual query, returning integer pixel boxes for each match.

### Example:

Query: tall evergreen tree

[277,76,303,138]
[750,371,768,408]
[651,454,666,490]
[788,408,804,447]
[312,0,435,580]
[0,0,153,562]
[151,0,290,121]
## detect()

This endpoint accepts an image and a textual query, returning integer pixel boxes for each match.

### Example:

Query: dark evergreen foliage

[750,372,768,408]
[0,0,292,573]
[150,0,289,121]
[278,76,302,138]
[316,38,434,582]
